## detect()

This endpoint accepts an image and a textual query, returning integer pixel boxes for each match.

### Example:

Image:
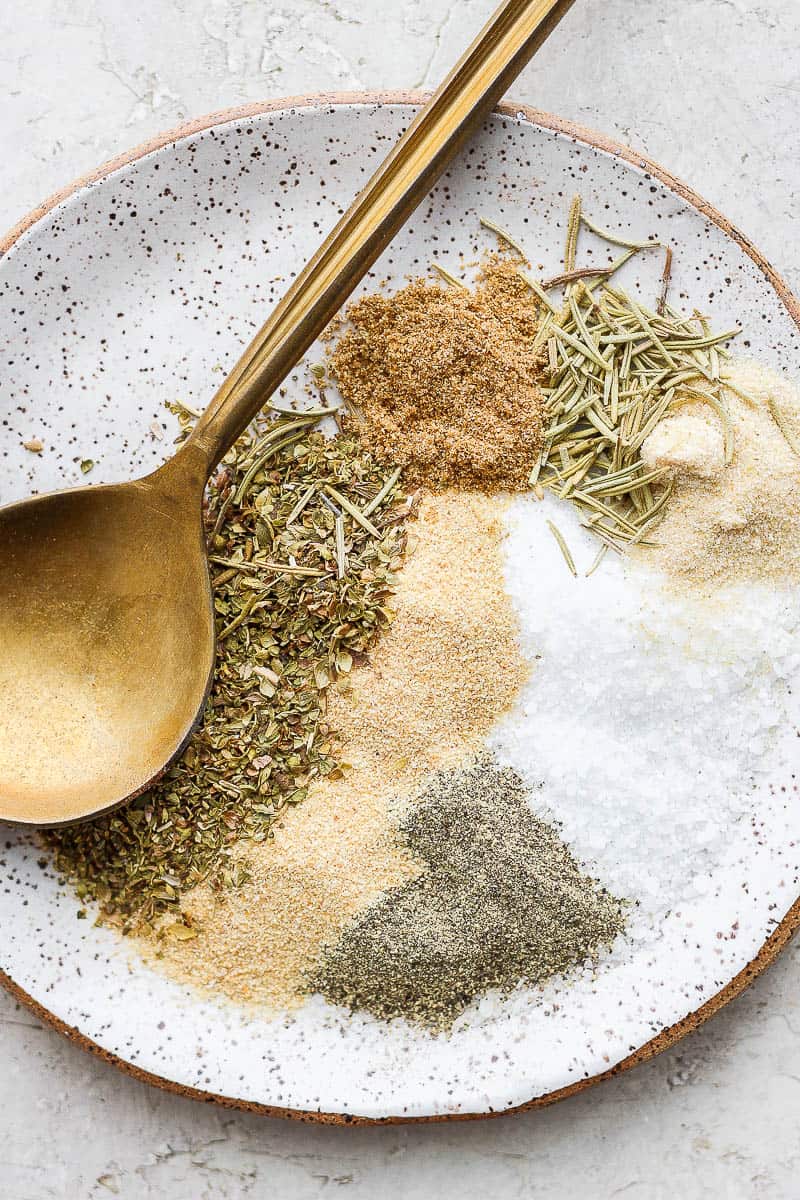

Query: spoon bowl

[0,459,214,825]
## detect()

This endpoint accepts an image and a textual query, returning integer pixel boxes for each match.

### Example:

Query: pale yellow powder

[638,358,800,588]
[329,490,530,788]
[142,490,528,1011]
[641,409,726,478]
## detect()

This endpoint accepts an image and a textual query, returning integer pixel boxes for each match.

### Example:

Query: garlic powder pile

[640,358,800,587]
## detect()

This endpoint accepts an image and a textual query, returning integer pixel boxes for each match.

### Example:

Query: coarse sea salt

[491,492,800,943]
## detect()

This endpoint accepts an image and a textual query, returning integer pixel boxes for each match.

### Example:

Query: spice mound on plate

[145,489,530,1011]
[638,358,800,587]
[309,752,626,1031]
[328,257,544,492]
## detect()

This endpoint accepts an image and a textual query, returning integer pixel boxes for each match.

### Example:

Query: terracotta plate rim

[2,90,799,1126]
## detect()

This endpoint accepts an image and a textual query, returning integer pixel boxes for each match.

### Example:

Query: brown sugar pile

[328,257,544,492]
[144,490,529,1011]
[639,358,800,587]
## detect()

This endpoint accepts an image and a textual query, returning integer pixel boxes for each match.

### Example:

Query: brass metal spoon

[0,0,575,826]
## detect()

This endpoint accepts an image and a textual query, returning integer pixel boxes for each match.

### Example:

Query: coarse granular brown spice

[145,489,529,1010]
[639,358,800,587]
[327,256,544,493]
[308,752,627,1031]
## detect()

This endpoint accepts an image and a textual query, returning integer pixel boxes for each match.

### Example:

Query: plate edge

[2,89,799,1125]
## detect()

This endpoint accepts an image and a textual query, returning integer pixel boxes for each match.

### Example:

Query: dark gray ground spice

[308,753,627,1030]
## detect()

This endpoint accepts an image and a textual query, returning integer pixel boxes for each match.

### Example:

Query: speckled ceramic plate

[2,94,800,1124]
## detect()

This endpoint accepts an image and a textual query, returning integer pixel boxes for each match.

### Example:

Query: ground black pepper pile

[308,753,627,1030]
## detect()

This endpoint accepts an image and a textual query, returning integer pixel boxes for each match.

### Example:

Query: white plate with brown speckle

[2,94,800,1123]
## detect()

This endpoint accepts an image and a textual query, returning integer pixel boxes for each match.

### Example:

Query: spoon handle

[183,0,575,473]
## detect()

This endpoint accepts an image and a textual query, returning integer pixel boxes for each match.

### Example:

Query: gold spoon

[0,0,575,826]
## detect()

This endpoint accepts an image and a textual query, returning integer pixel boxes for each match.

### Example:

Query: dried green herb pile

[480,202,740,573]
[45,415,410,931]
[308,752,626,1030]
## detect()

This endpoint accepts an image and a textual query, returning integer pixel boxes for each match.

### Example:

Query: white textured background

[2,2,800,1197]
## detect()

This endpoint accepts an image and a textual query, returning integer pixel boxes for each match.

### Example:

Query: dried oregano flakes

[46,418,413,931]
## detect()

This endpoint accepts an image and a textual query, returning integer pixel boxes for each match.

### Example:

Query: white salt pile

[492,491,800,940]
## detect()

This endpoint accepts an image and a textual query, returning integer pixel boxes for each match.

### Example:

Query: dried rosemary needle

[518,196,741,554]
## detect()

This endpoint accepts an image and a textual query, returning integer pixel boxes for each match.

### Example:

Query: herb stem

[767,395,800,457]
[480,216,527,259]
[362,466,403,516]
[546,519,578,576]
[325,486,382,538]
[564,195,582,273]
